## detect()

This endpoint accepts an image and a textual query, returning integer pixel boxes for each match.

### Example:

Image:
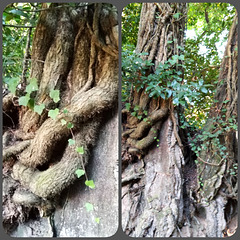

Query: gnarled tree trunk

[187,13,238,237]
[122,4,238,238]
[3,3,118,237]
[122,3,188,237]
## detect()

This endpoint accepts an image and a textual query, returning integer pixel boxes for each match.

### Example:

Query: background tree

[2,3,118,237]
[122,2,237,237]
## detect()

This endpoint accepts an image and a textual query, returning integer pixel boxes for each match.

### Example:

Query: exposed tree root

[3,140,31,162]
[4,3,119,218]
[12,120,100,199]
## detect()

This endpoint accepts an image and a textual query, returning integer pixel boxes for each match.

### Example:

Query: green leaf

[173,12,180,19]
[9,9,29,18]
[167,89,172,98]
[173,98,179,105]
[178,55,184,60]
[95,217,100,224]
[76,146,84,154]
[67,122,74,129]
[201,87,208,93]
[85,202,93,212]
[34,104,45,115]
[85,180,95,189]
[61,119,67,125]
[28,98,35,110]
[160,93,165,99]
[50,89,60,103]
[48,108,59,120]
[68,139,75,146]
[4,77,19,94]
[26,78,38,94]
[134,105,139,111]
[19,95,30,106]
[75,169,85,178]
[125,103,131,111]
[63,109,68,114]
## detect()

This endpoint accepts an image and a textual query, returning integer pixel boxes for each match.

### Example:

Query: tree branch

[3,24,35,28]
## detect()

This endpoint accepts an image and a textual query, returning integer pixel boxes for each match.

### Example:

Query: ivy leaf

[34,104,45,115]
[75,169,85,178]
[48,108,59,120]
[85,202,93,212]
[19,95,30,106]
[76,146,84,154]
[134,105,139,111]
[67,122,74,129]
[95,217,100,224]
[201,87,208,93]
[61,119,67,125]
[125,103,131,111]
[68,138,75,146]
[85,180,95,189]
[63,109,68,114]
[4,77,19,95]
[26,78,38,94]
[50,89,60,103]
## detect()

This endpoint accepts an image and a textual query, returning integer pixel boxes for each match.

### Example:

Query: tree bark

[122,4,238,238]
[2,3,119,237]
[122,3,188,237]
[190,13,238,237]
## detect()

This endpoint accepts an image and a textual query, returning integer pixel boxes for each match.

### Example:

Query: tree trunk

[187,13,238,237]
[122,4,238,238]
[122,3,188,237]
[2,3,118,237]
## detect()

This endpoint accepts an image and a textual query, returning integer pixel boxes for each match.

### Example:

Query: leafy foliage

[122,3,236,129]
[2,3,40,81]
[122,48,211,111]
[121,3,141,46]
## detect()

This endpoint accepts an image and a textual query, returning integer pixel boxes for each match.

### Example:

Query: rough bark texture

[192,13,238,237]
[122,3,188,237]
[2,3,118,237]
[8,113,118,237]
[122,4,238,238]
